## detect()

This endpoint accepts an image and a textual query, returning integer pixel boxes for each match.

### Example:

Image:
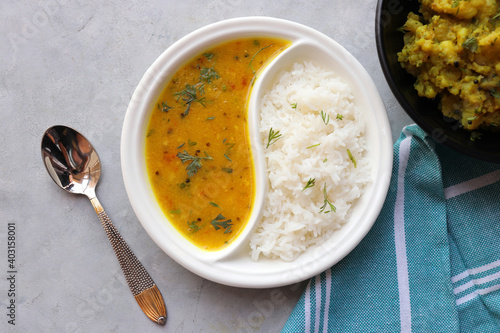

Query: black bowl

[375,0,500,163]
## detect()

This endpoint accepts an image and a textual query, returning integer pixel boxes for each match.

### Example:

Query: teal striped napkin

[283,125,500,332]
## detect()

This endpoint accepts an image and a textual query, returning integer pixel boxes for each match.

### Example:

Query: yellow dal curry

[398,0,500,131]
[145,37,290,251]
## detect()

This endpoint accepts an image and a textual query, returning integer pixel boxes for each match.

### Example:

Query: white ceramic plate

[121,17,393,288]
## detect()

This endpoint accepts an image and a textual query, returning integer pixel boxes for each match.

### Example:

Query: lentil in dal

[145,37,290,251]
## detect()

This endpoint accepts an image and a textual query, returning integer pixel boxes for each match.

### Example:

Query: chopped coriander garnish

[347,149,357,168]
[209,202,221,208]
[174,83,206,116]
[266,127,282,148]
[223,142,234,161]
[146,129,154,137]
[462,36,479,53]
[158,101,173,113]
[451,0,460,8]
[170,209,181,214]
[307,143,320,149]
[176,150,213,177]
[302,178,316,191]
[188,139,197,147]
[323,158,328,163]
[319,183,336,213]
[199,65,220,84]
[188,220,203,233]
[210,214,233,234]
[320,110,330,125]
[249,44,273,76]
[203,52,214,60]
[222,167,233,173]
[225,142,235,154]
[291,103,297,109]
[336,114,343,120]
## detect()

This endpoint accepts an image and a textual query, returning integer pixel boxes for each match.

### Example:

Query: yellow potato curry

[145,37,290,251]
[398,0,500,132]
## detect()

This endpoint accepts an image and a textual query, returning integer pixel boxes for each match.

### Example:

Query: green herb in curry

[174,83,206,116]
[210,214,233,234]
[176,150,213,177]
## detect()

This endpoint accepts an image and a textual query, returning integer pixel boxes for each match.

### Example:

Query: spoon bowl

[41,125,167,325]
[42,126,101,196]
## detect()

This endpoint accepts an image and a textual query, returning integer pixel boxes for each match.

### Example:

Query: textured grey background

[0,0,411,332]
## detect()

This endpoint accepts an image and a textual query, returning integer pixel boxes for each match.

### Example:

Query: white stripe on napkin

[394,131,413,333]
[455,290,479,306]
[323,269,332,333]
[314,275,321,332]
[451,271,469,284]
[453,261,500,306]
[451,259,500,283]
[453,269,500,294]
[456,283,500,306]
[453,280,475,294]
[303,275,323,333]
[444,169,500,199]
[305,280,312,333]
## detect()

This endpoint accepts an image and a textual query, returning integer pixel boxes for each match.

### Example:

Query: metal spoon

[41,125,167,325]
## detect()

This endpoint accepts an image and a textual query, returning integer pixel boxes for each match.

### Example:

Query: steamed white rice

[249,61,371,261]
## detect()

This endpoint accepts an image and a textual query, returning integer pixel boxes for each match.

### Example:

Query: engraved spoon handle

[90,197,167,325]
